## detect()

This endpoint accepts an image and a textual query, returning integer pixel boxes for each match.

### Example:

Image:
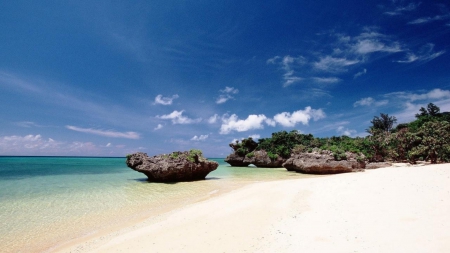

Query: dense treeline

[229,103,450,164]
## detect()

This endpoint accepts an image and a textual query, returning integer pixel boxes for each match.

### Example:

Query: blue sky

[1,0,450,157]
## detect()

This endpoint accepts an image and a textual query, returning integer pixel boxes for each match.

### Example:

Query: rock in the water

[282,151,365,174]
[126,150,218,182]
[243,150,285,168]
[224,153,251,167]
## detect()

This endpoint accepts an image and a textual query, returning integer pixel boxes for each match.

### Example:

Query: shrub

[245,152,255,158]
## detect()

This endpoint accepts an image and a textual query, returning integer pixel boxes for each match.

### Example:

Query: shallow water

[0,157,312,253]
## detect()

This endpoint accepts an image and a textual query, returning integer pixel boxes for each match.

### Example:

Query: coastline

[55,164,450,253]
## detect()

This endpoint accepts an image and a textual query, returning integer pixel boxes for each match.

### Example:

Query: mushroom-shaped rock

[224,153,251,167]
[282,151,365,174]
[126,150,218,182]
[243,150,285,168]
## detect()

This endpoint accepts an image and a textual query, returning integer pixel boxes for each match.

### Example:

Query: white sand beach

[57,164,450,253]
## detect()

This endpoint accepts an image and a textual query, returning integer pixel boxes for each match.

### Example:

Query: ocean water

[0,157,312,253]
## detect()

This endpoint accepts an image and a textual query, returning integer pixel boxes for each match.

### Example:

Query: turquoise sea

[0,157,311,253]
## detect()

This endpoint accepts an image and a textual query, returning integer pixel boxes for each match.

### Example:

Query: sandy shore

[57,164,450,253]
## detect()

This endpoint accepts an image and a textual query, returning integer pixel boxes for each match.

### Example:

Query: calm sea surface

[0,156,312,253]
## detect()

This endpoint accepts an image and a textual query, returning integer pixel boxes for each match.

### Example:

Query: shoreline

[55,164,450,253]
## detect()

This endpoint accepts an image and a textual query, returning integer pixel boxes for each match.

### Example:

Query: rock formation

[365,162,392,169]
[126,150,218,182]
[224,153,251,167]
[243,150,285,168]
[282,150,365,174]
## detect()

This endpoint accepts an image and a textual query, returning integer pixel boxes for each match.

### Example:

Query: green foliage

[188,149,203,162]
[226,102,450,164]
[368,113,397,133]
[126,154,132,159]
[267,152,278,160]
[170,152,180,159]
[230,137,258,156]
[257,130,315,158]
[408,121,450,163]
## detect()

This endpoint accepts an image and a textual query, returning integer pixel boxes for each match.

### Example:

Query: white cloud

[396,43,445,63]
[216,86,239,104]
[221,86,239,94]
[208,114,219,124]
[352,39,402,54]
[249,134,260,140]
[220,114,269,134]
[337,126,357,137]
[154,124,163,130]
[154,94,179,105]
[157,110,201,124]
[265,118,276,127]
[313,56,359,73]
[191,135,209,141]
[353,97,389,107]
[66,126,140,139]
[216,96,231,104]
[0,134,62,154]
[106,143,112,147]
[354,69,367,79]
[273,107,326,127]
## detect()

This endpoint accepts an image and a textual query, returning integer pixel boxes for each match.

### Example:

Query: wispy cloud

[191,135,208,141]
[396,43,445,63]
[66,125,140,139]
[267,28,407,87]
[385,88,450,102]
[267,55,306,87]
[0,71,154,129]
[354,69,367,79]
[353,97,389,107]
[311,77,341,84]
[408,14,450,25]
[384,2,420,16]
[157,110,202,124]
[216,86,239,104]
[154,124,163,131]
[14,121,45,128]
[154,94,179,105]
[313,56,359,73]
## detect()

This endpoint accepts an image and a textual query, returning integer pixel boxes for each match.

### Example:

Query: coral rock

[126,151,218,182]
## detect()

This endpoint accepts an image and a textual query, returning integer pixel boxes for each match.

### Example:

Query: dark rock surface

[365,162,392,169]
[243,150,285,168]
[224,153,251,167]
[282,151,365,174]
[126,151,218,182]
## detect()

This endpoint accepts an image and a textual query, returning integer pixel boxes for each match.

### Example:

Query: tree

[427,103,440,116]
[368,113,397,133]
[408,121,450,163]
[229,137,258,156]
